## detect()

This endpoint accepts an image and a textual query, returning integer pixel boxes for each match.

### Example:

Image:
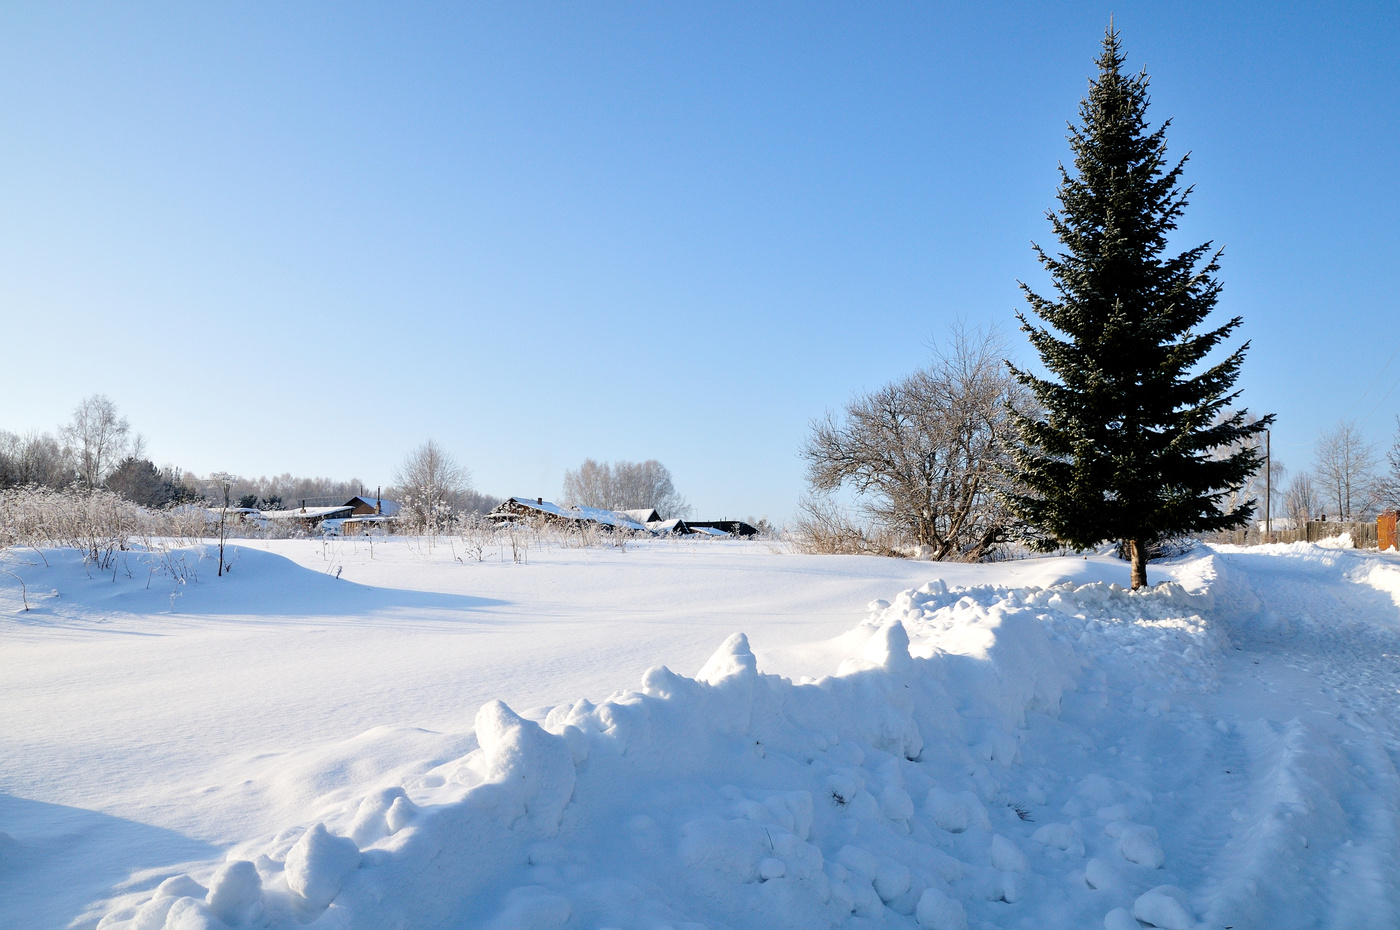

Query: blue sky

[2,3,1396,519]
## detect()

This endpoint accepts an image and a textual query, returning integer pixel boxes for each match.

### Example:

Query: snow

[496,497,651,531]
[2,538,1400,928]
[260,506,353,520]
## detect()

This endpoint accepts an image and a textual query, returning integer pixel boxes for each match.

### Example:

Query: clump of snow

[1103,906,1139,930]
[916,886,967,929]
[1132,884,1196,929]
[284,824,359,914]
[990,833,1028,872]
[205,859,261,926]
[472,700,576,835]
[1107,821,1164,868]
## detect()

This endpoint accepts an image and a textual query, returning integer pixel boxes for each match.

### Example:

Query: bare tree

[800,326,1026,561]
[1282,471,1320,529]
[0,430,74,489]
[1315,421,1380,520]
[562,459,690,518]
[187,472,364,510]
[393,440,472,531]
[1381,416,1400,512]
[61,395,131,489]
[211,472,233,576]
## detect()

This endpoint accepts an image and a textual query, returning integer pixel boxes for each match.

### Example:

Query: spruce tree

[1006,28,1271,588]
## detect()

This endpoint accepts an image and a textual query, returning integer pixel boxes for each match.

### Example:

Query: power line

[1345,337,1400,422]
[1361,367,1400,427]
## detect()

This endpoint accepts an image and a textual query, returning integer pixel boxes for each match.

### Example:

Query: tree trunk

[1128,539,1148,589]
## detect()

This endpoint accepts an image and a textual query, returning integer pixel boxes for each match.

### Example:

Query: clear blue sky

[2,3,1397,520]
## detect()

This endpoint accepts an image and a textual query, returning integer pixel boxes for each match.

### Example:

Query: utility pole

[1265,429,1271,538]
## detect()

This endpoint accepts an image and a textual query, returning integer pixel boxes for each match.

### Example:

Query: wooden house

[261,504,354,527]
[488,497,650,532]
[345,493,401,517]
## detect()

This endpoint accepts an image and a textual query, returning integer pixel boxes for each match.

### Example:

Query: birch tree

[1314,421,1379,520]
[61,395,131,489]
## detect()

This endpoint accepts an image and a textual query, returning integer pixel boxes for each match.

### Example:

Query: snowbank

[95,573,1233,930]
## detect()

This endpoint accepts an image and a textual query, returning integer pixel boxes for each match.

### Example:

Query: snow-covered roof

[646,518,687,534]
[497,497,650,531]
[345,495,402,516]
[261,506,354,520]
[621,508,661,524]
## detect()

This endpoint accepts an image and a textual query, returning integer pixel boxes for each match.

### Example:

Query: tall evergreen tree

[1006,28,1271,588]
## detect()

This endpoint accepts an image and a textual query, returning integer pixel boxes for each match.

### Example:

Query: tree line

[2,398,698,534]
[0,397,465,517]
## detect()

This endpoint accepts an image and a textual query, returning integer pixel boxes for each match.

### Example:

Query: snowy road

[1191,545,1400,928]
[3,539,1400,928]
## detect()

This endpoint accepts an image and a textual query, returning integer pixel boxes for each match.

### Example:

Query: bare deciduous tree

[562,459,690,518]
[799,326,1027,561]
[1315,421,1379,520]
[0,430,74,489]
[1381,416,1400,512]
[61,394,131,489]
[393,440,472,532]
[1283,471,1320,529]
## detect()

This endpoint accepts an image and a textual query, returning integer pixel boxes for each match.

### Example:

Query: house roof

[345,494,402,516]
[495,497,650,531]
[646,518,689,534]
[262,506,355,520]
[621,508,662,524]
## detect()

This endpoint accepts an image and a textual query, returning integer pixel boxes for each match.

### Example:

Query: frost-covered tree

[393,440,473,532]
[1283,471,1320,528]
[1314,421,1379,520]
[1006,28,1270,588]
[1383,417,1400,512]
[0,430,74,489]
[61,394,132,489]
[562,459,689,519]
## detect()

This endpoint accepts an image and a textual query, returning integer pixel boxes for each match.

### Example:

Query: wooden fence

[1216,520,1379,548]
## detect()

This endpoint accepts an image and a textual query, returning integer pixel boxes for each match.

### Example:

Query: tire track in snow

[1202,547,1400,928]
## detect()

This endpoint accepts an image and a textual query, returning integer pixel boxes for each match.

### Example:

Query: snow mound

[95,576,1239,929]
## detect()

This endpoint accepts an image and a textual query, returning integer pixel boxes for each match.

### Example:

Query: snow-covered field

[2,536,1398,929]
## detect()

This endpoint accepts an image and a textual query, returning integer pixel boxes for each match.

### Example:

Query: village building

[488,497,650,532]
[261,504,354,528]
[488,498,755,538]
[345,494,401,517]
[685,520,759,537]
[204,506,266,526]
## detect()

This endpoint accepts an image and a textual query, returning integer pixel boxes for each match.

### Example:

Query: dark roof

[686,520,760,538]
[344,494,401,516]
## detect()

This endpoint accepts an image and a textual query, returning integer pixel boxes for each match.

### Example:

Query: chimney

[376,485,382,515]
[301,499,306,513]
[537,497,543,505]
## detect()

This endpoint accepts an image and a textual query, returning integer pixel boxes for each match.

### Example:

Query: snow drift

[95,568,1257,930]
